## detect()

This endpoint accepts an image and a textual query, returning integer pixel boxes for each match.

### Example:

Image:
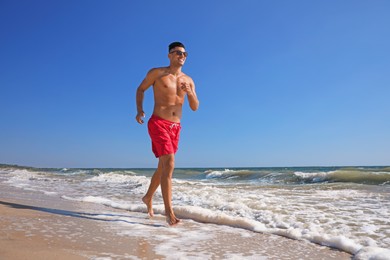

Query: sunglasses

[169,50,188,57]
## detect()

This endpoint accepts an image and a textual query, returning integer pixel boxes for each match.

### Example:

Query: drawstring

[170,123,179,130]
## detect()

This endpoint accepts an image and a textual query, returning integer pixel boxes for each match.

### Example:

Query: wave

[204,169,256,180]
[2,164,390,186]
[86,172,141,183]
[203,167,390,185]
[294,169,390,185]
[85,172,149,192]
[62,195,390,259]
[0,164,143,178]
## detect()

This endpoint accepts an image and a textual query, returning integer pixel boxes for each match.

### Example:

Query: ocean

[1,164,389,259]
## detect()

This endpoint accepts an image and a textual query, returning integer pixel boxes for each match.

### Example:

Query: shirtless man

[135,42,199,225]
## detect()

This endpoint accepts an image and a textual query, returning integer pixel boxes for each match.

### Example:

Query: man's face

[168,47,187,66]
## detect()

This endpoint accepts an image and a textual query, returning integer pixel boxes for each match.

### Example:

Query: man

[135,42,199,225]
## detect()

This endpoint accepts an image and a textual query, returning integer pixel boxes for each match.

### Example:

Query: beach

[0,177,352,259]
[0,184,163,259]
[2,165,390,259]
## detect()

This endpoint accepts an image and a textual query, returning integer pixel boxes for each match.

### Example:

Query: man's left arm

[185,78,199,111]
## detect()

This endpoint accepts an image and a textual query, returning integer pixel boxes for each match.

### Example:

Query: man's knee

[160,154,175,171]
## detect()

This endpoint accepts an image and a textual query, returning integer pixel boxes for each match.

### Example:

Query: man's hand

[180,82,192,94]
[136,111,145,124]
[181,78,199,111]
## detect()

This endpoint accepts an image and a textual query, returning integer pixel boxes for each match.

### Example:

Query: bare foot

[166,211,181,226]
[142,196,154,217]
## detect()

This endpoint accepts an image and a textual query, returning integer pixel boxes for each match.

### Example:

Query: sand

[0,183,352,260]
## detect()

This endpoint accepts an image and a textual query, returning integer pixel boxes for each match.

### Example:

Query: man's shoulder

[145,67,168,82]
[148,67,169,74]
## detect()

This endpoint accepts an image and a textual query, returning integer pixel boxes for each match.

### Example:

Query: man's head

[168,42,187,66]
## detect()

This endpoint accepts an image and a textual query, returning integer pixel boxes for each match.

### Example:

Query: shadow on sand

[0,200,165,228]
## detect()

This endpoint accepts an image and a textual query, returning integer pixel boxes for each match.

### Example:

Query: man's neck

[168,65,182,76]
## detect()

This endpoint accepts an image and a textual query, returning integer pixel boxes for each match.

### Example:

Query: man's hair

[169,42,185,52]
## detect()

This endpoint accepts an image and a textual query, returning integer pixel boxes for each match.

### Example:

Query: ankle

[143,195,151,201]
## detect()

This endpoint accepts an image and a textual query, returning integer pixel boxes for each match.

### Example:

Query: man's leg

[142,160,163,217]
[159,153,180,225]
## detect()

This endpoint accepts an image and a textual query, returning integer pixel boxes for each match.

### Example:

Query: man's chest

[155,76,186,96]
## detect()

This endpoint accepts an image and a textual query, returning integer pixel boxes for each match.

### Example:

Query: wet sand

[0,184,352,259]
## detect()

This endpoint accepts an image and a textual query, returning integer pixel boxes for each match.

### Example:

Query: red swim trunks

[148,115,181,158]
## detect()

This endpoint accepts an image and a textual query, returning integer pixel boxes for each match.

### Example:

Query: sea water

[1,165,389,259]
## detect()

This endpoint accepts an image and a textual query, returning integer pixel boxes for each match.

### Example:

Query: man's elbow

[136,87,144,94]
[191,102,199,111]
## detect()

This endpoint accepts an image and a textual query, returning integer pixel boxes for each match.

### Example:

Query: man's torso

[152,67,192,123]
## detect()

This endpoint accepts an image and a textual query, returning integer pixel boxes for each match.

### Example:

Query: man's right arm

[135,68,158,124]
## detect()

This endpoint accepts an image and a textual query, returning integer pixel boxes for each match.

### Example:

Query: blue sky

[1,0,389,168]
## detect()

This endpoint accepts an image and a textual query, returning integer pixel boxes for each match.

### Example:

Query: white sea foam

[86,172,147,184]
[43,191,58,196]
[354,247,390,260]
[294,171,332,182]
[62,195,366,255]
[205,169,247,179]
[3,169,47,189]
